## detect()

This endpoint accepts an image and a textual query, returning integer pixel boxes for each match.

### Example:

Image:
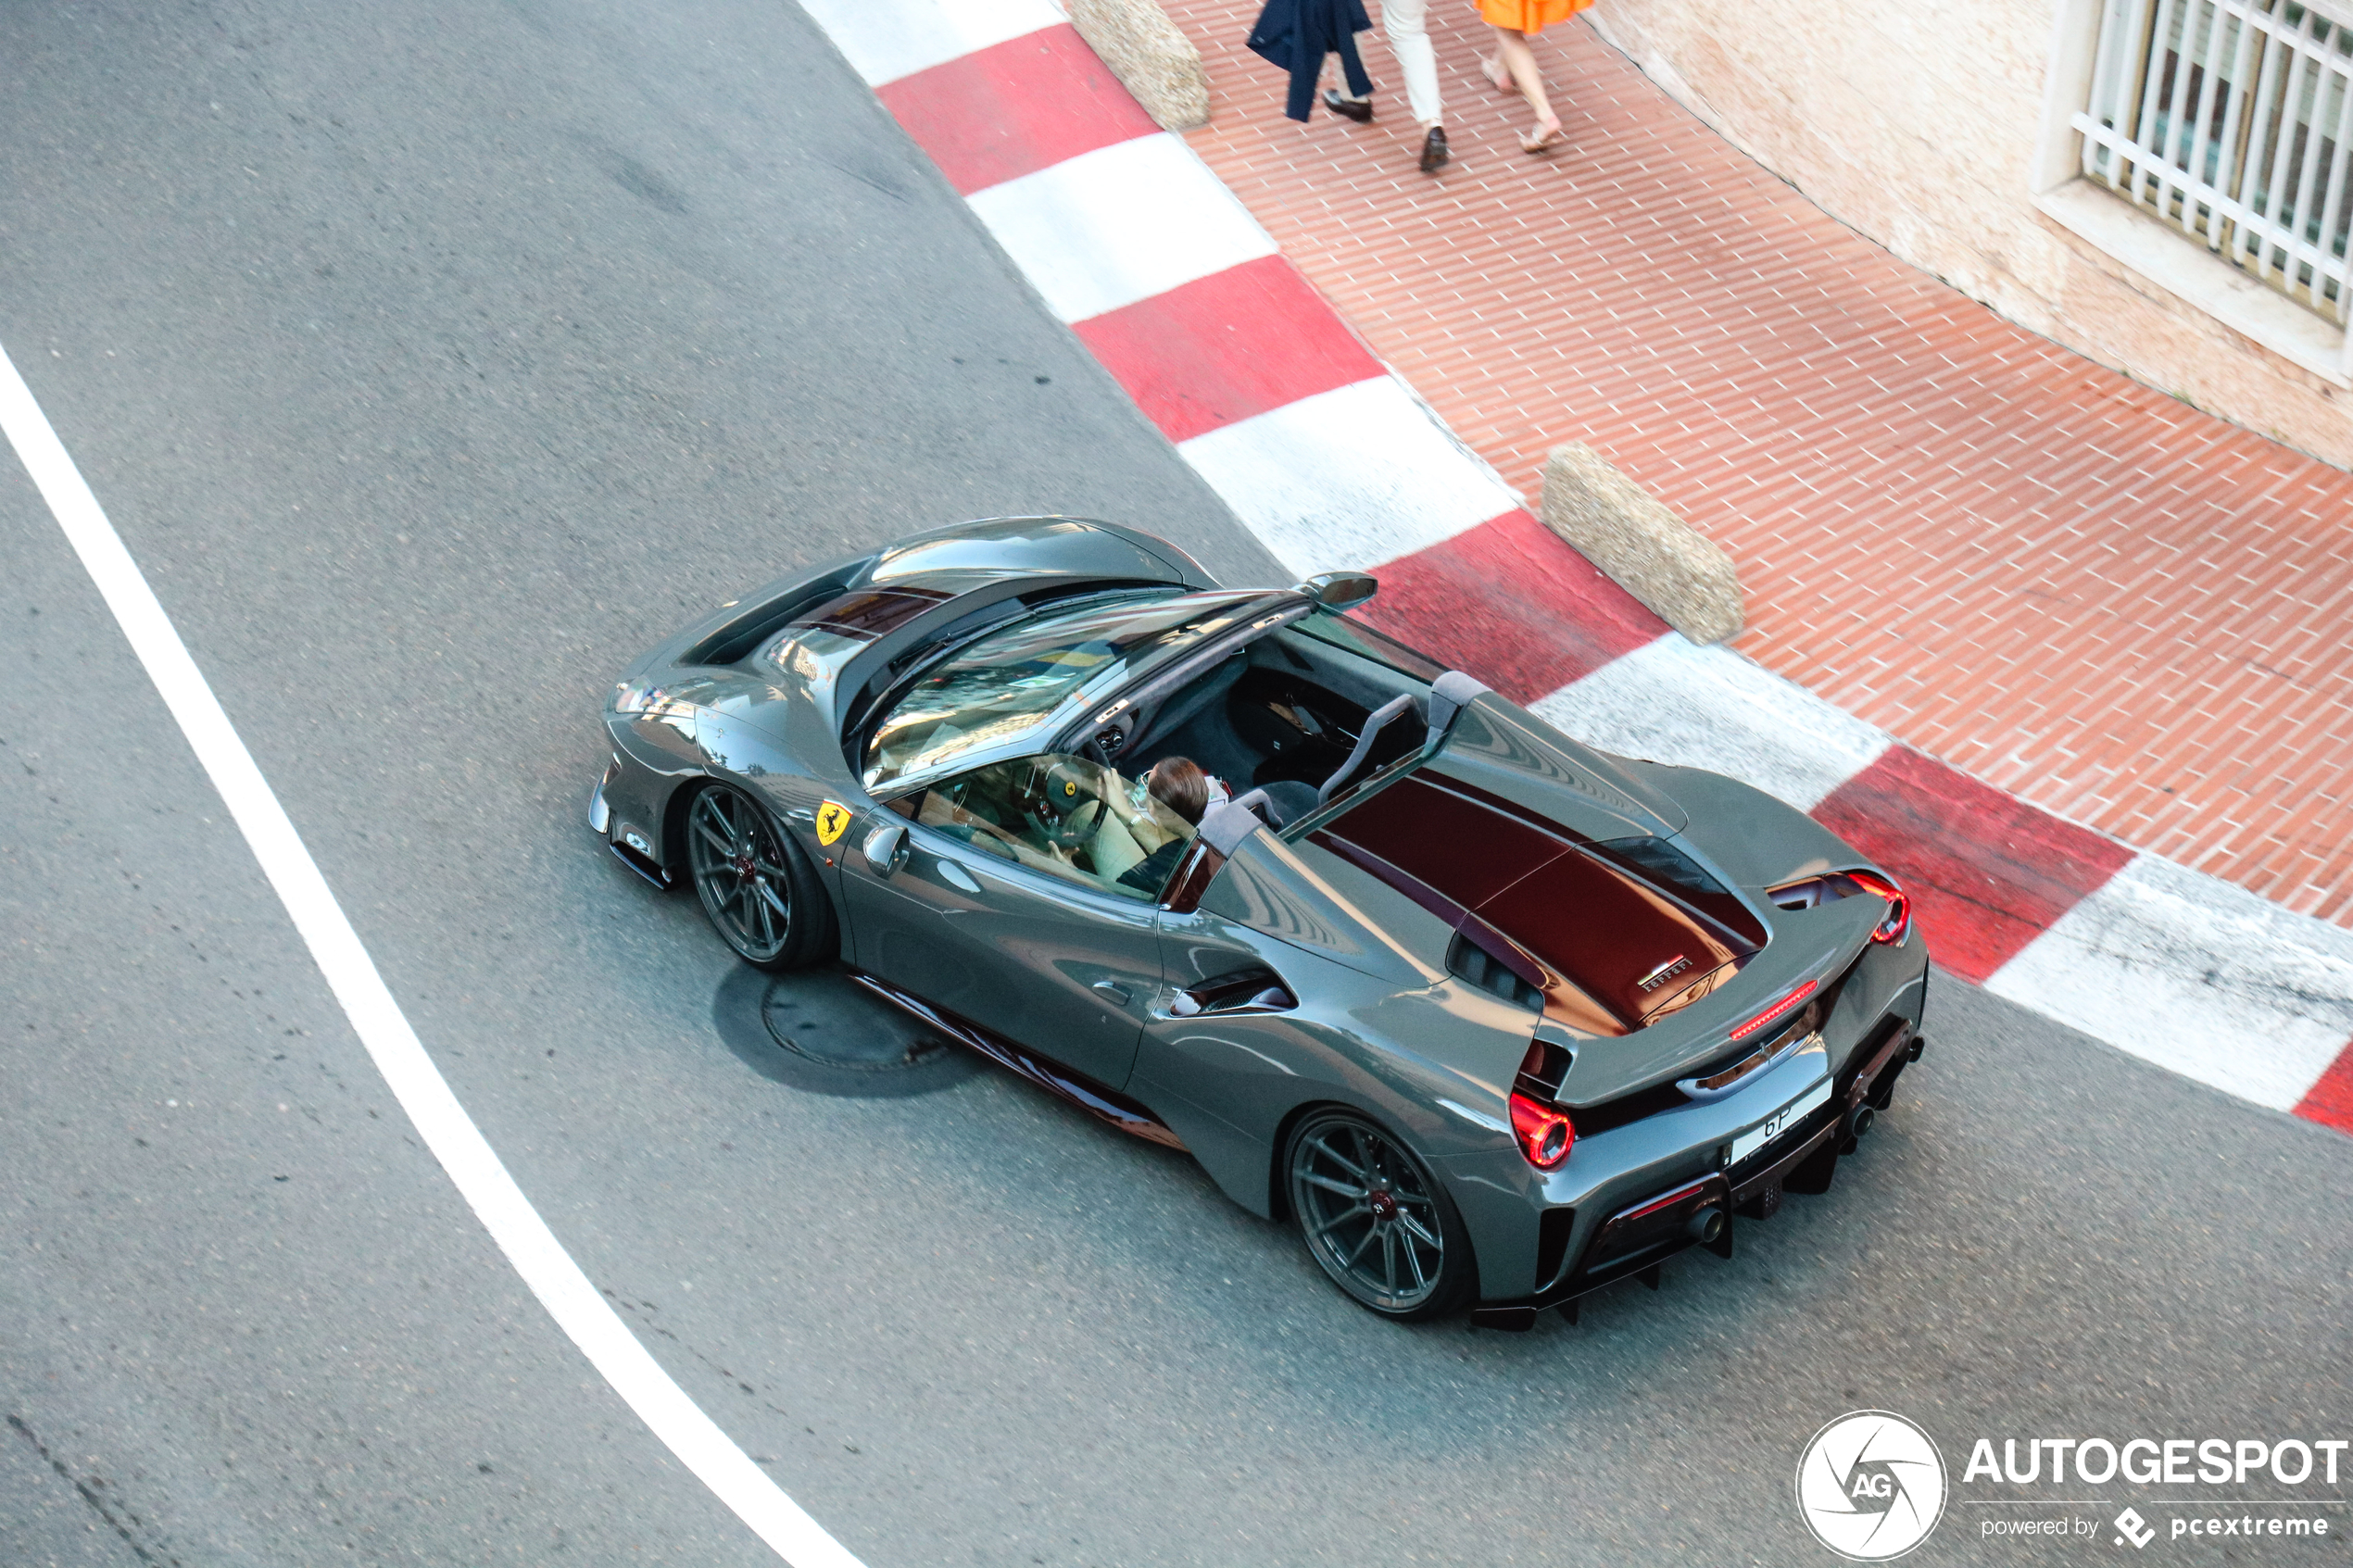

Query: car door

[840,753,1167,1091]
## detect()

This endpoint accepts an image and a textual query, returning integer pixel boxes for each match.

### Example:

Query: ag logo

[813,800,853,847]
[1794,1411,1946,1560]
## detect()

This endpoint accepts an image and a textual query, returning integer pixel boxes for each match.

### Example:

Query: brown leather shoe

[1418,124,1450,173]
[1322,90,1374,123]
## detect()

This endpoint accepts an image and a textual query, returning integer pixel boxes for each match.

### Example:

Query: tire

[684,783,833,971]
[1283,1109,1476,1321]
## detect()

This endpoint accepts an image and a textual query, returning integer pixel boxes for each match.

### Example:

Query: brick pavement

[1162,0,2353,930]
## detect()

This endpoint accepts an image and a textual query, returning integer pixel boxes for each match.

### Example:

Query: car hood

[1201,693,1883,1098]
[1309,750,1761,1035]
[1213,809,1883,1105]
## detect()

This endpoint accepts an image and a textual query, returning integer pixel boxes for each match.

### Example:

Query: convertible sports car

[590,517,1929,1326]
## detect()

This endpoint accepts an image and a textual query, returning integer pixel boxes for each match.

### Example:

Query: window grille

[2076,0,2353,326]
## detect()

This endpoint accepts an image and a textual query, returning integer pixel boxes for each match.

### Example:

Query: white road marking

[797,0,1062,86]
[968,134,1276,322]
[1176,376,1519,579]
[0,341,864,1568]
[1986,853,2353,1110]
[1531,634,1894,812]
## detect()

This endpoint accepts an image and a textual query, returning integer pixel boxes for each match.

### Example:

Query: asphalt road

[2,2,2347,1565]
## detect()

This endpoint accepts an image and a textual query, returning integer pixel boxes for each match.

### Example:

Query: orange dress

[1478,0,1592,31]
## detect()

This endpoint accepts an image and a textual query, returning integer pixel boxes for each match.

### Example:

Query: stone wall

[1586,0,2353,468]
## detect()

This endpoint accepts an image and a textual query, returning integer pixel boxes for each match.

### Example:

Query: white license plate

[1731,1078,1832,1165]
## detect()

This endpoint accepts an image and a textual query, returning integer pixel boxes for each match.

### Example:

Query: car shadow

[711,961,982,1098]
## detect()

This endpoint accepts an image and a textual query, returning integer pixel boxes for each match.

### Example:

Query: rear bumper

[1469,1014,1921,1330]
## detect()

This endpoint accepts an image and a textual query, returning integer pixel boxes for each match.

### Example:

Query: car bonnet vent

[776,586,953,647]
[682,579,853,667]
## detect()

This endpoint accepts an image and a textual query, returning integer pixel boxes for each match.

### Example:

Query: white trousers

[1382,0,1442,126]
[1333,0,1441,125]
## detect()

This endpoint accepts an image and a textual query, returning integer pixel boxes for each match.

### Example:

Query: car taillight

[1728,978,1818,1042]
[1510,1091,1575,1170]
[1845,868,1911,946]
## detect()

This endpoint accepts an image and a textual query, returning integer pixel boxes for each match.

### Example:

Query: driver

[1115,758,1214,895]
[1138,756,1210,826]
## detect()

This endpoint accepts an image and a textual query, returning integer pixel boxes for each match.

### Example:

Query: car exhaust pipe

[1844,1103,1875,1142]
[1685,1207,1726,1246]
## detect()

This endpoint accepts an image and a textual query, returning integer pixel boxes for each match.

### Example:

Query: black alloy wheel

[1284,1110,1474,1320]
[686,784,830,971]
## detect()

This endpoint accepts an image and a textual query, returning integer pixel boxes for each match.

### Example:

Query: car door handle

[937,860,981,894]
[1090,980,1133,1008]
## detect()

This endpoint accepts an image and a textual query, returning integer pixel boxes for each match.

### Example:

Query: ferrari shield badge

[814,800,853,847]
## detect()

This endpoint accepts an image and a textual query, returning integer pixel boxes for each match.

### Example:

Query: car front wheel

[1284,1110,1475,1321]
[685,783,831,970]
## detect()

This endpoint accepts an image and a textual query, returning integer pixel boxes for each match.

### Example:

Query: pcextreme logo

[1796,1411,1949,1560]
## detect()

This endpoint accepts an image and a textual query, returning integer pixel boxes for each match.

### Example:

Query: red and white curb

[798,0,2353,1135]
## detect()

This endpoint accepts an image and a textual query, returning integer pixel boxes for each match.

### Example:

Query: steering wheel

[1024,760,1111,851]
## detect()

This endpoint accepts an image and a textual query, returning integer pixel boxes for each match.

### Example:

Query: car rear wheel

[1284,1110,1474,1321]
[686,783,830,971]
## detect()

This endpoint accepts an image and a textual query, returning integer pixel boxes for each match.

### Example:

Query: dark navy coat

[1247,0,1375,122]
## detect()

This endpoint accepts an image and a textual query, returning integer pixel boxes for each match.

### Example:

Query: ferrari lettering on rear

[1637,955,1692,992]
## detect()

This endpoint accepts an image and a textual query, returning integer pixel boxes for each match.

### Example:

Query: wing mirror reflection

[862,822,908,877]
[1296,571,1378,611]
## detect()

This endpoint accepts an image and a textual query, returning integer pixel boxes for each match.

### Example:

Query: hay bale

[1541,443,1743,645]
[1067,0,1211,132]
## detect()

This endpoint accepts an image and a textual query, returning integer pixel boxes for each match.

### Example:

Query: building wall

[1585,0,2353,469]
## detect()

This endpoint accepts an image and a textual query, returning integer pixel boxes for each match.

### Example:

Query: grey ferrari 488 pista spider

[591,516,1928,1325]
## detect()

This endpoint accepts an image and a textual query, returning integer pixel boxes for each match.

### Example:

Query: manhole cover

[763,985,947,1071]
[711,963,979,1098]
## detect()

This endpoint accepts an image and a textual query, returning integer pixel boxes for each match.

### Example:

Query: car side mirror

[862,822,908,877]
[1295,571,1378,611]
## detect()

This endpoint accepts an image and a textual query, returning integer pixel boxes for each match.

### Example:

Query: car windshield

[862,589,1271,788]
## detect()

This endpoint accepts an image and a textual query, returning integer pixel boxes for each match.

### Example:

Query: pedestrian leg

[1383,0,1447,169]
[1488,25,1560,150]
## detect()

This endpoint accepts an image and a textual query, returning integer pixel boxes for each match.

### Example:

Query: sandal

[1520,119,1563,153]
[1482,56,1518,94]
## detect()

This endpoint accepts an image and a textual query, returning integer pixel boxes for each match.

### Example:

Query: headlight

[611,677,667,714]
